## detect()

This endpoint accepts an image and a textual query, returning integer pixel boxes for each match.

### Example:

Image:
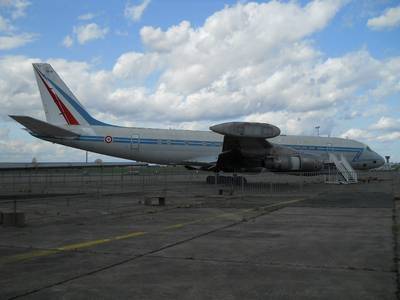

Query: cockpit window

[366,146,372,152]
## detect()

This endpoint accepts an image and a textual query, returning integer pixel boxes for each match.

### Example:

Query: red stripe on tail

[36,69,79,125]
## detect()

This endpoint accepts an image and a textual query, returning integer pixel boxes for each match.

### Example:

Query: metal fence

[0,166,397,196]
[0,167,205,196]
[0,166,398,226]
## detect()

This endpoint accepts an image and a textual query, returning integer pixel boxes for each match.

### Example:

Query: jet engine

[264,154,323,172]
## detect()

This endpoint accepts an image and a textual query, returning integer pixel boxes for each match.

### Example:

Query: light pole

[385,156,390,170]
[315,126,320,136]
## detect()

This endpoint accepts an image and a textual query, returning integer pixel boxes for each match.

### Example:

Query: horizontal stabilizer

[9,115,79,138]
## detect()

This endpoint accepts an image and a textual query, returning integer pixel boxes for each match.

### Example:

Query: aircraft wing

[182,155,219,171]
[184,155,219,165]
[9,115,79,138]
[210,122,281,171]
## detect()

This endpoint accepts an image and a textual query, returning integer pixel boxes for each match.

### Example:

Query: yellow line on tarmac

[165,223,185,229]
[0,249,59,264]
[0,231,146,265]
[57,239,112,251]
[114,231,146,240]
[0,198,305,265]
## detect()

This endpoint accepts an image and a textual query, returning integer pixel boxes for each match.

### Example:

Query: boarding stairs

[327,153,358,184]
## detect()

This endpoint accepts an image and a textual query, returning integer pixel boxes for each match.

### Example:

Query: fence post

[241,175,244,200]
[142,174,145,197]
[80,170,84,194]
[101,166,104,197]
[28,169,32,194]
[164,171,167,198]
[121,168,123,193]
[392,171,395,196]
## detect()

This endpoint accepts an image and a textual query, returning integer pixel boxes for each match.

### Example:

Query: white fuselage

[42,125,384,170]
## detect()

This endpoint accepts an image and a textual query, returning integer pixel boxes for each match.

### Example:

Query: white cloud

[0,0,31,19]
[62,34,73,48]
[63,21,109,47]
[0,56,43,121]
[367,5,400,30]
[370,56,400,98]
[11,0,30,19]
[84,1,399,129]
[115,29,129,36]
[113,51,160,80]
[4,1,399,127]
[78,12,95,21]
[73,23,109,45]
[0,138,94,162]
[0,33,35,50]
[362,105,388,117]
[0,127,9,140]
[136,1,344,96]
[341,116,400,145]
[339,128,373,140]
[0,1,36,50]
[0,15,14,32]
[244,110,337,136]
[140,20,192,52]
[124,0,151,22]
[370,117,400,131]
[376,132,400,142]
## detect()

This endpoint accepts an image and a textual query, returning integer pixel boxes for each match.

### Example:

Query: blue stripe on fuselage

[279,144,363,152]
[78,136,223,147]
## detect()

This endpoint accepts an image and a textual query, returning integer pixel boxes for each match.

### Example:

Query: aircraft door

[131,134,140,151]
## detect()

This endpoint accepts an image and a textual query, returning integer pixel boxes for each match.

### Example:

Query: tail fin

[33,63,108,126]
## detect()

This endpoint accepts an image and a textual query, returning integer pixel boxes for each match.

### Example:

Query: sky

[0,0,399,163]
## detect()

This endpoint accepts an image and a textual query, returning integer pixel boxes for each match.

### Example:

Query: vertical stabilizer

[33,63,107,126]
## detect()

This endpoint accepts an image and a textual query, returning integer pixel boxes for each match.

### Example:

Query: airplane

[10,63,385,174]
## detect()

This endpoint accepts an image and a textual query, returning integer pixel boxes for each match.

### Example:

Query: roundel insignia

[104,136,113,143]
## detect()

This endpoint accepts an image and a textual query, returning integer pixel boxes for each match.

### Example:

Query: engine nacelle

[264,154,323,172]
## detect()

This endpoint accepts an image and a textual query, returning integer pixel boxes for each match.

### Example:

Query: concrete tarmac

[0,180,398,299]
